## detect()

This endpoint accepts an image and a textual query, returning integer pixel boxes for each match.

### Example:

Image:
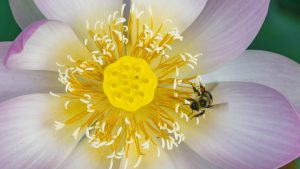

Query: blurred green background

[0,0,299,168]
[250,0,300,64]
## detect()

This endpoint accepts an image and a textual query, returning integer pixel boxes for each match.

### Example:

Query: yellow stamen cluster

[52,4,202,168]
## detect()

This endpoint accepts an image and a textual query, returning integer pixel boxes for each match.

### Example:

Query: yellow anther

[103,56,157,111]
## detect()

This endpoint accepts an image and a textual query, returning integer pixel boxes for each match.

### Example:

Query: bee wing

[210,103,229,112]
[205,82,219,92]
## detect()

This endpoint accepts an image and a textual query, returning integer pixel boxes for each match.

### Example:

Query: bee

[185,83,213,118]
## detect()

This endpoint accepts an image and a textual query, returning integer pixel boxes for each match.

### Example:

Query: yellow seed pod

[103,56,158,112]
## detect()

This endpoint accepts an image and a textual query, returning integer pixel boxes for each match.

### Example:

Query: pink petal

[182,82,300,169]
[0,94,80,169]
[33,0,123,36]
[202,50,300,113]
[9,0,45,29]
[5,20,90,71]
[174,0,270,76]
[134,0,207,33]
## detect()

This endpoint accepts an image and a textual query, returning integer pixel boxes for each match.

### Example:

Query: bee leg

[191,83,201,96]
[194,87,201,96]
[193,110,205,118]
[199,82,206,93]
[188,109,194,117]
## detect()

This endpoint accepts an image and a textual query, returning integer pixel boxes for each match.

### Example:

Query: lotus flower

[1,0,300,169]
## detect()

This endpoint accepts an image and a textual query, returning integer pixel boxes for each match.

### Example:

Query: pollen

[103,56,157,111]
[52,3,204,169]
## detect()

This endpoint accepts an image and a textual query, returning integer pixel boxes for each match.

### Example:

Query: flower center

[103,56,157,111]
[51,3,208,169]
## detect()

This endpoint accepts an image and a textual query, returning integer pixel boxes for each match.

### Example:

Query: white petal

[134,0,207,32]
[174,0,270,77]
[202,50,300,113]
[9,0,45,29]
[182,82,300,169]
[5,20,90,71]
[0,94,81,169]
[34,0,123,36]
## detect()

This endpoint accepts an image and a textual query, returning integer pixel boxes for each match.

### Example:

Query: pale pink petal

[182,82,300,169]
[134,0,207,33]
[0,42,62,101]
[0,42,11,56]
[120,143,219,169]
[9,0,45,29]
[119,145,176,169]
[174,0,270,76]
[0,70,62,103]
[168,143,220,169]
[202,50,300,113]
[57,141,116,169]
[0,94,81,169]
[58,138,218,169]
[0,42,12,68]
[33,0,123,36]
[5,20,91,71]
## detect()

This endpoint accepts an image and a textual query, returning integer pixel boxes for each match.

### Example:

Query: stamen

[114,127,123,138]
[196,117,200,125]
[175,103,180,113]
[184,100,191,105]
[101,122,106,132]
[56,62,65,67]
[157,147,161,158]
[108,159,114,169]
[72,127,81,140]
[67,55,76,63]
[105,140,114,146]
[124,158,129,169]
[84,38,89,46]
[64,100,70,109]
[187,64,195,70]
[133,155,142,168]
[121,4,126,17]
[54,121,65,130]
[125,117,131,125]
[49,91,60,98]
[181,112,190,122]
